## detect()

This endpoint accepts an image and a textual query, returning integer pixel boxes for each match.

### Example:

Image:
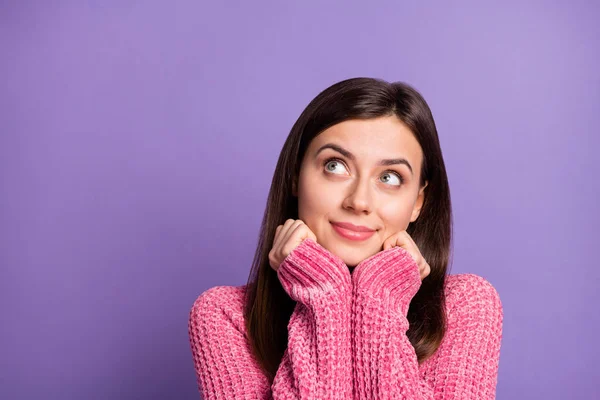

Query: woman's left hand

[382,231,431,281]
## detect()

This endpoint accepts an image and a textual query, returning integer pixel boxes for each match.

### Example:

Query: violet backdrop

[1,1,598,399]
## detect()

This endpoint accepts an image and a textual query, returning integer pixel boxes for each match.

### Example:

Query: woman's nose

[342,179,373,214]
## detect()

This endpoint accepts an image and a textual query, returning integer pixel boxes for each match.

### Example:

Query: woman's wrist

[277,238,352,300]
[352,246,422,313]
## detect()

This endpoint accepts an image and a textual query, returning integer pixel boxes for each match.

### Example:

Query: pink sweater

[188,239,503,399]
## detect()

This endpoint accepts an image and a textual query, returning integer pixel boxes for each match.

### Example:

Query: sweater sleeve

[351,246,503,400]
[188,238,353,400]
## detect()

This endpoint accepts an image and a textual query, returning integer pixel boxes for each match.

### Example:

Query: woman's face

[293,115,428,267]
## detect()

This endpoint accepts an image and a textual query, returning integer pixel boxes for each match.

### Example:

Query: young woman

[188,77,503,399]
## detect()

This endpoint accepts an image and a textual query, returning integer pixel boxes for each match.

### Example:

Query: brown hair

[243,77,453,382]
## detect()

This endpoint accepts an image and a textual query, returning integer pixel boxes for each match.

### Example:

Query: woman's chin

[319,239,381,268]
[336,252,367,269]
[342,247,384,269]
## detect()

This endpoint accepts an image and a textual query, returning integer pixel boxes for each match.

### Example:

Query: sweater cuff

[352,246,422,314]
[277,239,351,301]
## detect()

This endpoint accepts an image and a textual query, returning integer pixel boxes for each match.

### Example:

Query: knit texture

[188,238,503,399]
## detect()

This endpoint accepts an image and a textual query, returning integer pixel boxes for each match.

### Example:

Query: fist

[269,219,318,271]
[382,230,431,281]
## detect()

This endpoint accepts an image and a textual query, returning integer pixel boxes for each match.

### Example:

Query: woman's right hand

[269,219,318,272]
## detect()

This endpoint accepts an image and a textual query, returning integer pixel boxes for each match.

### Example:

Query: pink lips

[331,221,376,241]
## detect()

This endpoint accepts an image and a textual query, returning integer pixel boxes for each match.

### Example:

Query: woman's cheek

[380,203,412,231]
[298,183,328,223]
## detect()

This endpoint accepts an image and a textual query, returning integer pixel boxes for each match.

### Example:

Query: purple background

[1,1,598,399]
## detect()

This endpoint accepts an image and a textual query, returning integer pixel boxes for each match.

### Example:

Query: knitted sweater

[188,238,503,399]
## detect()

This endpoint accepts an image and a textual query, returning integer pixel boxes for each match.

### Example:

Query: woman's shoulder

[192,284,247,306]
[443,273,503,317]
[189,285,249,331]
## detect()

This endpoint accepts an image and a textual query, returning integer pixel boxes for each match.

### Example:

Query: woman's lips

[331,223,376,241]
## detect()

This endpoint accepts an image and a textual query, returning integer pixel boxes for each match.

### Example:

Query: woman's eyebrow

[315,143,413,176]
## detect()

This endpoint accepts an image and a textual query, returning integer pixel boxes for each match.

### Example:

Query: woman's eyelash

[323,157,345,171]
[322,157,405,184]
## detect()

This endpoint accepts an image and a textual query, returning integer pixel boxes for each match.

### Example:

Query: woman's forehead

[309,117,422,164]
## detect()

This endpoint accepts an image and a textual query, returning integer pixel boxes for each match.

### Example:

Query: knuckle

[281,244,293,257]
[268,252,279,266]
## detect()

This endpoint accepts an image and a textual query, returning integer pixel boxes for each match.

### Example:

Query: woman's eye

[324,159,347,174]
[324,158,404,186]
[380,172,404,186]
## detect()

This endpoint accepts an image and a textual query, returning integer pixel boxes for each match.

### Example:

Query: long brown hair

[243,77,453,382]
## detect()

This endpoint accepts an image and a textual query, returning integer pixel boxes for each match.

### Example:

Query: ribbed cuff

[352,246,421,315]
[277,239,351,302]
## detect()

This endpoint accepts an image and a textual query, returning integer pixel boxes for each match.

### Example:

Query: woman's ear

[410,181,428,222]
